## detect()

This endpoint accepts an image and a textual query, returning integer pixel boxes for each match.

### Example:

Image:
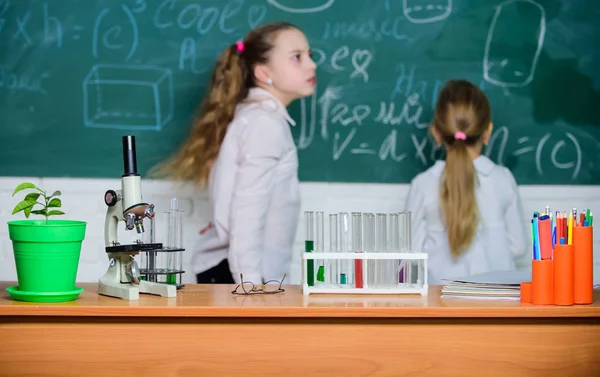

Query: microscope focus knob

[104,190,118,207]
[144,204,155,218]
[125,213,136,230]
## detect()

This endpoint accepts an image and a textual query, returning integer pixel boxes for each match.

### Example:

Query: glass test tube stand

[302,211,427,296]
[140,247,185,289]
[302,252,428,296]
[139,199,186,289]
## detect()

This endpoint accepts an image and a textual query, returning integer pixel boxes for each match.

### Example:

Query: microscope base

[139,280,176,298]
[98,256,176,300]
[98,280,140,300]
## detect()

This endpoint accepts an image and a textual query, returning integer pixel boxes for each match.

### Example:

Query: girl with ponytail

[155,22,317,284]
[405,80,527,284]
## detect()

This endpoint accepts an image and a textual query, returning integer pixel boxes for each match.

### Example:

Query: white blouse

[405,156,528,284]
[192,88,301,284]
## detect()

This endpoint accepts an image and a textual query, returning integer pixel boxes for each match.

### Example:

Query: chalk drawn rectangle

[82,64,173,130]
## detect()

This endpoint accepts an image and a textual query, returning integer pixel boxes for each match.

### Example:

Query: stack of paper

[441,270,531,300]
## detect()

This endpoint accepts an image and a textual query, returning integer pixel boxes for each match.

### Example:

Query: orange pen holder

[532,259,553,305]
[573,226,593,304]
[520,282,532,303]
[553,244,574,306]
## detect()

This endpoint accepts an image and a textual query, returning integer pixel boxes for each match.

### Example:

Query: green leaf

[47,210,65,216]
[24,192,41,202]
[49,190,61,197]
[24,204,35,218]
[12,199,37,215]
[12,182,40,196]
[31,209,47,216]
[48,198,62,208]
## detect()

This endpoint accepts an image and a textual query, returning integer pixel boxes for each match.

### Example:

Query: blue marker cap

[584,220,589,227]
[560,237,565,245]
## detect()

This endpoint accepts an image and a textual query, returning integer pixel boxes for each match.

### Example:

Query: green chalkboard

[1,0,599,184]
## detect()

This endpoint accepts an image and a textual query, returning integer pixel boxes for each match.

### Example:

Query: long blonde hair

[152,22,299,188]
[432,80,491,258]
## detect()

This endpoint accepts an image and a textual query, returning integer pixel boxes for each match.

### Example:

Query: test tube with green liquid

[305,211,315,287]
[316,212,325,283]
[338,212,352,285]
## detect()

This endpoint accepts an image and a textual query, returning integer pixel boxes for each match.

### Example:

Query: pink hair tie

[454,131,467,141]
[235,41,245,54]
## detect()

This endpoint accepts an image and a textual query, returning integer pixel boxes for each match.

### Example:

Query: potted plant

[6,182,87,302]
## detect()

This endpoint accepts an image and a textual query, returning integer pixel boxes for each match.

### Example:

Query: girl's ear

[430,124,443,146]
[253,64,271,86]
[481,122,493,145]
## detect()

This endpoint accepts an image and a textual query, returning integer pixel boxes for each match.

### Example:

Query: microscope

[98,135,176,300]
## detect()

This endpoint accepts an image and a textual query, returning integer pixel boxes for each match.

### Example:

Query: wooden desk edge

[1,283,599,319]
[2,305,600,319]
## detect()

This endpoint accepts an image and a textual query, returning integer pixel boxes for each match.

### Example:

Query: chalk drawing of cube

[83,64,174,131]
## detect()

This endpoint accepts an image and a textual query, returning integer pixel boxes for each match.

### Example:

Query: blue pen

[560,237,565,245]
[531,219,535,259]
[533,216,541,260]
[584,220,589,227]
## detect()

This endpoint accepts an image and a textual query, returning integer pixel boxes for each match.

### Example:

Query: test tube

[389,213,401,285]
[305,211,315,287]
[399,211,412,252]
[352,212,364,288]
[338,212,352,285]
[376,213,389,287]
[141,215,156,282]
[164,197,183,284]
[363,213,376,287]
[316,212,325,284]
[398,211,412,285]
[329,214,339,285]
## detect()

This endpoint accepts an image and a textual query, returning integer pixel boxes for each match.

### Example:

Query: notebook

[440,270,530,299]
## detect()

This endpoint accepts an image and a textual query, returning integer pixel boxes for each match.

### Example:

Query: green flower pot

[7,220,87,301]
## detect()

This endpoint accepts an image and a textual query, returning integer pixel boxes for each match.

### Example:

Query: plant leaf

[49,190,61,197]
[48,198,62,208]
[24,204,35,218]
[12,199,37,215]
[31,209,47,216]
[12,182,40,196]
[24,192,40,202]
[47,210,65,216]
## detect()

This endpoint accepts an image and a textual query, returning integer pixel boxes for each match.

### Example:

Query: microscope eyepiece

[122,135,139,176]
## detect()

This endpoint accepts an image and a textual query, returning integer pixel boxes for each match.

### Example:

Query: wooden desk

[1,282,599,377]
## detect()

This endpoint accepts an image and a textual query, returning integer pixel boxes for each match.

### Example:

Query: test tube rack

[138,197,186,289]
[302,252,428,295]
[302,211,428,296]
[139,247,185,289]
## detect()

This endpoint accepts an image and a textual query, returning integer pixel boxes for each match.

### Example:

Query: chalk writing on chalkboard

[0,0,597,184]
[483,0,546,88]
[402,0,452,24]
[92,4,139,61]
[266,0,336,14]
[82,64,174,131]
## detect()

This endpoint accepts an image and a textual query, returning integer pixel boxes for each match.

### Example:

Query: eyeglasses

[231,273,286,295]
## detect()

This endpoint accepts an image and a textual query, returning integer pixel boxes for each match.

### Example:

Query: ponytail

[151,44,247,188]
[440,135,479,258]
[433,79,491,258]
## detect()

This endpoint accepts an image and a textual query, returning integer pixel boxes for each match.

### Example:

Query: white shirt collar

[246,87,296,126]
